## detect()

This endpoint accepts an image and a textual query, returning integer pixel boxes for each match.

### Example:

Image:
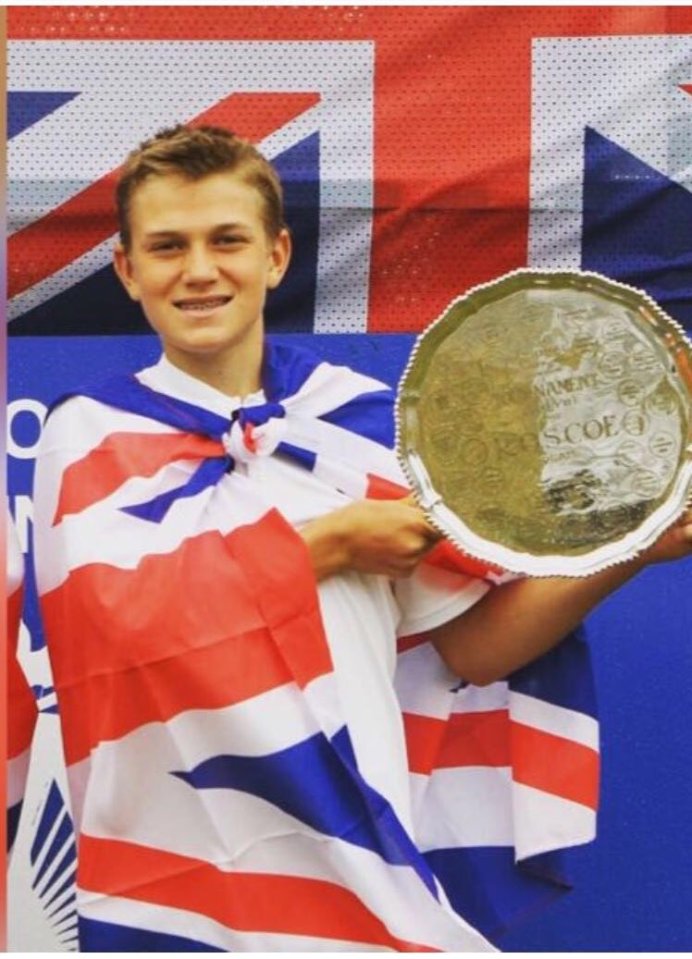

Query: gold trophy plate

[397,270,692,576]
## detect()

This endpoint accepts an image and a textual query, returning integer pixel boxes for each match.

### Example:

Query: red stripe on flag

[439,711,512,768]
[55,432,224,523]
[8,587,38,759]
[404,710,510,774]
[42,515,332,764]
[404,710,598,809]
[425,540,503,581]
[365,473,407,500]
[9,93,319,299]
[54,623,297,766]
[511,720,599,811]
[189,91,320,143]
[8,585,22,649]
[78,835,439,951]
[402,713,448,776]
[8,665,37,760]
[8,169,119,299]
[396,633,430,654]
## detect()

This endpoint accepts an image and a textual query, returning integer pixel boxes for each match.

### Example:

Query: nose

[182,243,219,284]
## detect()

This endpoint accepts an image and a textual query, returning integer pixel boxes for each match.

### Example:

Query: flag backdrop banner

[7,5,692,953]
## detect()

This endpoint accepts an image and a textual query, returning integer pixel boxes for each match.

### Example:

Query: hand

[300,498,441,580]
[637,508,692,566]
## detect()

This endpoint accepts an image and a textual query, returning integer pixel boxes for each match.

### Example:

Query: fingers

[672,509,692,543]
[639,507,692,565]
[399,497,442,542]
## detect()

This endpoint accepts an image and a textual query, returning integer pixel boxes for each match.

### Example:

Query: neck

[163,341,264,398]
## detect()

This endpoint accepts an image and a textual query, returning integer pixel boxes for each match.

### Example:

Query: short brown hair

[116,124,285,249]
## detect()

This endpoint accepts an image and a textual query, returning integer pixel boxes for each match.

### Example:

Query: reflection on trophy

[397,270,692,576]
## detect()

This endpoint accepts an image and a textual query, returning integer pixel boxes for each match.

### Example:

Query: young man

[33,125,692,952]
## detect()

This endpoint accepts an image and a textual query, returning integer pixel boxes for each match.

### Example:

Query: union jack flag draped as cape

[33,340,599,952]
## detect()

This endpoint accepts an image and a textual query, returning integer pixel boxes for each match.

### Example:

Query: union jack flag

[30,340,599,950]
[8,7,692,338]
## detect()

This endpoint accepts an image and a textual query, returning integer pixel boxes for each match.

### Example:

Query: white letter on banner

[12,495,34,554]
[7,399,47,459]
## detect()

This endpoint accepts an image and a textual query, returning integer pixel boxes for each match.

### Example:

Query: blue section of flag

[43,870,77,912]
[33,837,77,894]
[23,550,46,653]
[8,91,79,138]
[120,456,229,523]
[51,371,231,434]
[30,779,63,865]
[321,389,395,448]
[264,339,323,399]
[47,892,76,921]
[8,802,22,852]
[426,846,568,944]
[510,628,597,719]
[268,132,320,334]
[172,724,437,894]
[79,917,224,952]
[582,127,692,331]
[32,812,73,888]
[275,441,317,470]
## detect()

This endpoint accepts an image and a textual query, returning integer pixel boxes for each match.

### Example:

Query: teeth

[179,299,228,311]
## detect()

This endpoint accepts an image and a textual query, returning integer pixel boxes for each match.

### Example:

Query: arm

[427,509,692,685]
[301,499,692,685]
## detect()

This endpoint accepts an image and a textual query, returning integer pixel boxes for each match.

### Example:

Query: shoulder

[265,337,392,401]
[40,372,165,458]
[265,339,396,447]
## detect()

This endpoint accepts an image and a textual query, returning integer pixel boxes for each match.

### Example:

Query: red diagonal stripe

[510,720,599,810]
[440,710,512,768]
[43,513,332,765]
[365,473,408,500]
[78,836,438,951]
[404,710,511,775]
[189,91,320,143]
[403,710,598,809]
[55,431,224,524]
[402,712,450,776]
[8,167,119,298]
[9,92,320,299]
[9,586,38,759]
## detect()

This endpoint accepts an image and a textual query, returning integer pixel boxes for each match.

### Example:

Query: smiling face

[114,170,291,396]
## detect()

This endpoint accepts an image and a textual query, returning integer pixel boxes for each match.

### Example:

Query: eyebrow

[143,222,252,239]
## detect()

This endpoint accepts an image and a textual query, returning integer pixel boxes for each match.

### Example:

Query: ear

[266,228,292,290]
[113,243,141,301]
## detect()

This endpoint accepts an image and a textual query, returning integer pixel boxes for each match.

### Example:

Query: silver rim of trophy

[396,268,692,577]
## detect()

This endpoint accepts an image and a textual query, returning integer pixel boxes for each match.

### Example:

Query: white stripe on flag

[78,893,395,953]
[512,782,596,860]
[412,768,515,851]
[8,749,32,807]
[509,690,599,751]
